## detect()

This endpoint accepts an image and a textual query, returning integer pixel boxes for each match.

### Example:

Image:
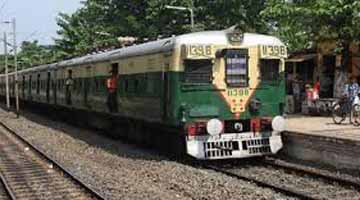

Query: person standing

[292,74,302,112]
[348,76,359,104]
[342,76,359,115]
[65,70,74,105]
[313,76,320,100]
[106,69,119,113]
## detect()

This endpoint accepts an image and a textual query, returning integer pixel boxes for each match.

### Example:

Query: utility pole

[4,32,9,110]
[3,18,19,116]
[12,18,19,118]
[165,5,195,31]
[189,9,194,30]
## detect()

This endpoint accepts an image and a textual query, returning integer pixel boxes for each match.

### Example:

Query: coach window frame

[183,59,213,84]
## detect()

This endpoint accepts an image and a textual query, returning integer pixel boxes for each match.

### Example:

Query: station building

[285,42,360,114]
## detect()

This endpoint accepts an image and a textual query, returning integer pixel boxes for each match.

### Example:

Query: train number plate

[227,89,249,97]
[261,45,287,58]
[186,45,213,58]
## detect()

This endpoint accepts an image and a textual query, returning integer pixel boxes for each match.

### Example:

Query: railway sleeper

[4,169,49,175]
[10,178,68,187]
[1,166,46,171]
[6,174,59,181]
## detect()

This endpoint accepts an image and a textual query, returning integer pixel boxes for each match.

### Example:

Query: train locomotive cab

[178,29,287,159]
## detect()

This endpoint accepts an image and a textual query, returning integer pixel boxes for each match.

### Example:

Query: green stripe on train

[45,71,285,127]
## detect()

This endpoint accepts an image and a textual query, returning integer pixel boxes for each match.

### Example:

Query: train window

[111,63,119,74]
[22,76,25,89]
[95,79,99,91]
[57,80,61,90]
[73,79,77,91]
[29,75,32,90]
[125,79,129,92]
[183,59,212,84]
[225,49,248,87]
[260,59,280,81]
[135,79,139,91]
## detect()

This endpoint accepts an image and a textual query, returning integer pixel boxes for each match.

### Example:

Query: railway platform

[283,116,360,172]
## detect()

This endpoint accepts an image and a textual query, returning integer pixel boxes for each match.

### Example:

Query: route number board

[186,45,214,58]
[261,45,287,58]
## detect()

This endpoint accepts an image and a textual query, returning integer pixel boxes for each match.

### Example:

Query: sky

[0,0,82,46]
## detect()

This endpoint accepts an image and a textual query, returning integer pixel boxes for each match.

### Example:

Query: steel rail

[0,121,107,200]
[263,157,360,191]
[203,164,318,200]
[0,171,16,200]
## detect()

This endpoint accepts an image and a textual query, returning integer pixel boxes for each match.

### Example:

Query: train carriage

[0,27,287,159]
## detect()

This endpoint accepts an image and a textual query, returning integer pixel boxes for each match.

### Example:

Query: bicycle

[332,94,360,125]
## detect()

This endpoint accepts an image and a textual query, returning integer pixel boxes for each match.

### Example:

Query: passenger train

[0,27,287,159]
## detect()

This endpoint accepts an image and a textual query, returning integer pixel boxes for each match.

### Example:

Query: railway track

[0,174,12,200]
[263,157,360,191]
[203,158,360,200]
[0,122,106,200]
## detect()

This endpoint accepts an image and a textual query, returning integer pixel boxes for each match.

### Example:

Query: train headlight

[271,116,285,132]
[206,119,223,136]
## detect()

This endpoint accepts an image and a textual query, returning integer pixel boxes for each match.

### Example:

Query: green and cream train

[0,28,287,159]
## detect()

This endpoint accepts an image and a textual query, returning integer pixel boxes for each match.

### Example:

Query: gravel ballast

[223,163,360,199]
[0,109,286,200]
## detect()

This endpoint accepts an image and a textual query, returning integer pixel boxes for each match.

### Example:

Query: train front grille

[203,141,239,158]
[242,138,271,154]
[203,138,271,158]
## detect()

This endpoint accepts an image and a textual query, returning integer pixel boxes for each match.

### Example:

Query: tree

[196,0,268,33]
[55,0,269,56]
[17,40,57,69]
[262,0,360,97]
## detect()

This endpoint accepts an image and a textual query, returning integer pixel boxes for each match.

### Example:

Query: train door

[84,66,91,108]
[162,63,171,120]
[22,75,25,99]
[46,71,51,102]
[28,75,32,101]
[36,73,40,101]
[53,70,57,105]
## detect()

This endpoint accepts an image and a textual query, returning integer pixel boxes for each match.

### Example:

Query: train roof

[57,30,284,67]
[174,31,284,47]
[2,29,285,75]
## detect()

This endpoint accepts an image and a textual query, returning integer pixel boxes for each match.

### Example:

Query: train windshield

[260,59,280,81]
[183,59,212,84]
[225,49,249,88]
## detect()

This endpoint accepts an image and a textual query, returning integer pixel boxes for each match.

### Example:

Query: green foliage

[261,0,360,51]
[196,0,268,33]
[55,0,269,56]
[17,40,57,69]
